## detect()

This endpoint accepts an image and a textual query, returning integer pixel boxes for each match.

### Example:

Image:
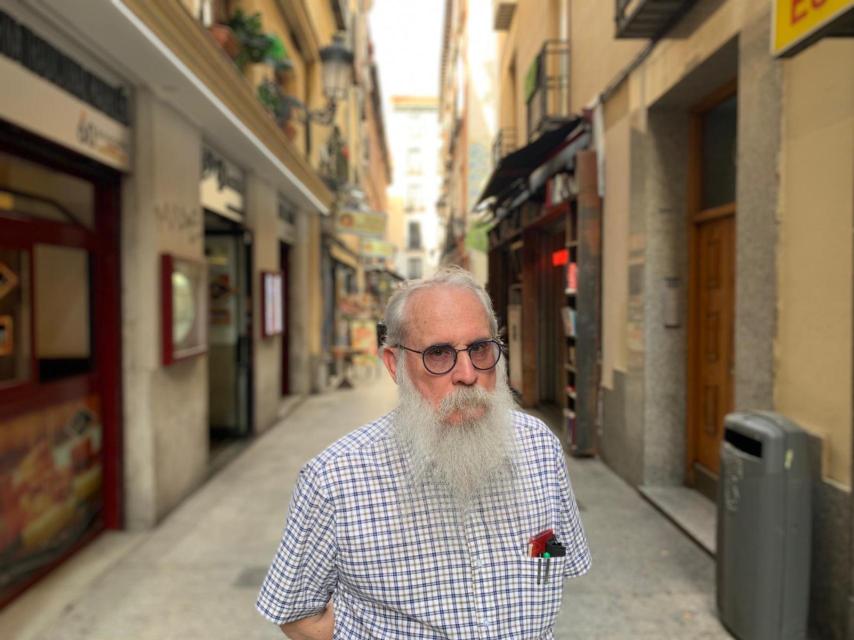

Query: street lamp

[284,34,353,127]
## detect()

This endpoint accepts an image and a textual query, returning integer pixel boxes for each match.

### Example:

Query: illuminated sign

[772,0,854,57]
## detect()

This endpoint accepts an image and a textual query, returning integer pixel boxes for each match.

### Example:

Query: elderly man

[257,267,590,639]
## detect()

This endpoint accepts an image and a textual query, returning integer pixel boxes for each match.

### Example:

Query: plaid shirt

[257,410,591,639]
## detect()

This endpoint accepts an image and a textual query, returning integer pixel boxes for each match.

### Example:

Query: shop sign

[0,55,130,170]
[336,209,387,239]
[360,239,396,258]
[201,147,246,222]
[772,0,854,57]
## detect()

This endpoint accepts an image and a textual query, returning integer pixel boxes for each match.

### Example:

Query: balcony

[525,40,571,142]
[615,0,698,38]
[492,127,517,168]
[493,0,517,31]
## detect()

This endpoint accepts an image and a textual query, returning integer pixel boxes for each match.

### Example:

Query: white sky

[369,0,444,122]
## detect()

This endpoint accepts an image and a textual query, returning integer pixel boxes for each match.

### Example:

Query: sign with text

[772,0,854,57]
[336,209,387,239]
[0,56,130,170]
[360,239,396,258]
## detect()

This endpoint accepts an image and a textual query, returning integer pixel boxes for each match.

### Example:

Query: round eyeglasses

[395,339,503,375]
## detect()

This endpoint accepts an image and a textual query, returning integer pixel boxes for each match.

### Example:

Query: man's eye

[470,341,489,353]
[425,346,449,358]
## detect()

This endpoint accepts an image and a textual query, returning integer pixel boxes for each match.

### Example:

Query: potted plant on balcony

[208,23,239,60]
[264,34,295,83]
[228,10,274,72]
[257,78,294,132]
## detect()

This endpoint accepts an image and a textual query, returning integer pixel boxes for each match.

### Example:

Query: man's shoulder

[511,410,564,456]
[304,411,397,476]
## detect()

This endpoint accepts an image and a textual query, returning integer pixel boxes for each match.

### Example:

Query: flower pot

[209,24,239,59]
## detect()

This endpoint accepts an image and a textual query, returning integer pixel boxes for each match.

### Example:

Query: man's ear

[381,346,399,384]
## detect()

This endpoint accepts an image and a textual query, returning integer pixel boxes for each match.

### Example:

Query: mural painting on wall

[0,396,103,603]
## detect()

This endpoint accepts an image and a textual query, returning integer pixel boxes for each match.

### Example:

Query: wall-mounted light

[284,34,353,127]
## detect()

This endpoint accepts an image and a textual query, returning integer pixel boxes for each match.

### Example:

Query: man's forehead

[406,286,491,343]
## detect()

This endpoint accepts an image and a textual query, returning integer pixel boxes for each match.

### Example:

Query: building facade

[481,0,854,637]
[387,96,442,281]
[437,0,498,285]
[0,0,387,608]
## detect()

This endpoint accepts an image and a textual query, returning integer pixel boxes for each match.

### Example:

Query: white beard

[393,357,518,508]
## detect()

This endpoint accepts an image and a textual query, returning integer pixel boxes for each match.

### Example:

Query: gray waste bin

[717,411,811,640]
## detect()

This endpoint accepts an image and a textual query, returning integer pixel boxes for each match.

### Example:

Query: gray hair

[383,266,499,348]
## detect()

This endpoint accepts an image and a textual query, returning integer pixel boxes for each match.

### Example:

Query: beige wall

[775,39,854,487]
[601,83,632,389]
[248,175,282,431]
[123,89,208,528]
[569,0,645,113]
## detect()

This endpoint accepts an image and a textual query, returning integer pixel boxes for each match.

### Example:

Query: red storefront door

[0,143,121,608]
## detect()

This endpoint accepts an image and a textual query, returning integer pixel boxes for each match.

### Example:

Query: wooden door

[687,84,737,480]
[692,214,735,473]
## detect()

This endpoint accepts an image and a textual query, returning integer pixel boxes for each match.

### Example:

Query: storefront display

[0,396,103,604]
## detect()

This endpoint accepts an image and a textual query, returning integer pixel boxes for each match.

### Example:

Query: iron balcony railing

[492,127,517,168]
[615,0,698,38]
[525,40,571,142]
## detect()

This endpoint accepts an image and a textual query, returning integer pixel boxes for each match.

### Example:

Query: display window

[0,141,120,608]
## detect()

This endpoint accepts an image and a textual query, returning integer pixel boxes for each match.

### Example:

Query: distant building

[437,0,498,284]
[387,96,442,280]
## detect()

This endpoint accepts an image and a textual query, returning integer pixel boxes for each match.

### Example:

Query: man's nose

[451,350,478,384]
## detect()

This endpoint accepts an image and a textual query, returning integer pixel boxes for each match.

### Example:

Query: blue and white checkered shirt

[257,410,591,639]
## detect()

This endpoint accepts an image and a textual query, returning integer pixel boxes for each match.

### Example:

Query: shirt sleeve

[256,462,338,624]
[556,449,592,578]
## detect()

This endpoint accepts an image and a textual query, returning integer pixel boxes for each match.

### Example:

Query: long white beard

[394,357,518,507]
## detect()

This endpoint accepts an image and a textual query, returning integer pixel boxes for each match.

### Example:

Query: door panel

[692,215,735,473]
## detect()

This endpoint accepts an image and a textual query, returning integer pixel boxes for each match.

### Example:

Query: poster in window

[161,254,208,365]
[261,271,283,338]
[0,395,103,607]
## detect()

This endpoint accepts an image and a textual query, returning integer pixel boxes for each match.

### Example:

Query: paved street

[1,375,731,639]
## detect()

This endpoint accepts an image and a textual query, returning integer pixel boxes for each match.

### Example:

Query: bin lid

[723,411,809,468]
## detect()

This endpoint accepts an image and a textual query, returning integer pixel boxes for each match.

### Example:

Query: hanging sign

[360,239,396,258]
[772,0,854,57]
[336,209,387,239]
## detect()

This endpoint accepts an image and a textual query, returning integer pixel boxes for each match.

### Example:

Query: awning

[476,118,581,207]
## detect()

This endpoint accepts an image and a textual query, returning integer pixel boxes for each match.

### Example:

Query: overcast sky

[369,0,444,120]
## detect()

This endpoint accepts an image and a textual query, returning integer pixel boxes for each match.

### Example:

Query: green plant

[257,79,290,126]
[228,10,272,70]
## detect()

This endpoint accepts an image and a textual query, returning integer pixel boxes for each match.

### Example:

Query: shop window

[0,151,94,229]
[0,248,31,387]
[34,244,92,381]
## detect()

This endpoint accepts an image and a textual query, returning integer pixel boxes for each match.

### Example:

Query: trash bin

[717,411,811,640]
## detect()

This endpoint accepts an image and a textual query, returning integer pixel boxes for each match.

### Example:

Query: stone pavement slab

[1,375,732,639]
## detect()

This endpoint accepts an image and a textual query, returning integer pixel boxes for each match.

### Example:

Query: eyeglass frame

[393,338,504,375]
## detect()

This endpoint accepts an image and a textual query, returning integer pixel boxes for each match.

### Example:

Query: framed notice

[161,254,208,365]
[260,271,283,338]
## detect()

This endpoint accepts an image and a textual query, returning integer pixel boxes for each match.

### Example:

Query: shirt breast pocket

[491,554,567,638]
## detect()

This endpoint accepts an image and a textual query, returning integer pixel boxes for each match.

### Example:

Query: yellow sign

[360,239,396,258]
[773,0,854,57]
[336,209,387,239]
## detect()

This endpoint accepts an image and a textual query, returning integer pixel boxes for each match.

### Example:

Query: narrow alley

[1,374,730,640]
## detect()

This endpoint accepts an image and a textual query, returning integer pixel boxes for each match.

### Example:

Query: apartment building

[481,1,854,636]
[0,0,388,608]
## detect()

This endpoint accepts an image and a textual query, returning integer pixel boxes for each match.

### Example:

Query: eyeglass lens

[422,340,500,374]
